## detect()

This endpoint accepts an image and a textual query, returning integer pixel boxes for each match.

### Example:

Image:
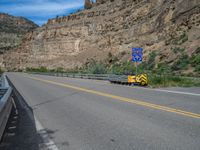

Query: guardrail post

[0,74,13,141]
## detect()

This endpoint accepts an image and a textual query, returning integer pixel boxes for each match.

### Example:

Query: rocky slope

[0,13,38,66]
[2,0,200,75]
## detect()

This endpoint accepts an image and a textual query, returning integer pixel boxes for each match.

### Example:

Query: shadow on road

[0,81,57,150]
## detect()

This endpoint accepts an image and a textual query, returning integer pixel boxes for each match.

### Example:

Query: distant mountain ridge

[0,13,38,33]
[0,13,38,52]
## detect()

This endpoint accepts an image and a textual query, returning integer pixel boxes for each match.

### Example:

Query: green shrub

[190,47,200,73]
[157,63,171,74]
[191,55,200,65]
[0,67,4,74]
[179,32,188,44]
[194,65,200,73]
[148,74,200,87]
[109,62,136,75]
[87,63,107,74]
[26,66,48,72]
[172,47,185,54]
[195,47,200,54]
[172,54,189,71]
[109,64,124,75]
[56,67,64,73]
[171,32,188,45]
[147,52,157,70]
[148,75,163,86]
[39,66,48,72]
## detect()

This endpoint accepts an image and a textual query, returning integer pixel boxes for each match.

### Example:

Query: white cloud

[2,1,83,16]
[0,0,84,25]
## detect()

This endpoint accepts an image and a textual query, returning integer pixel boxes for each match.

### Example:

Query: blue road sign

[132,47,143,62]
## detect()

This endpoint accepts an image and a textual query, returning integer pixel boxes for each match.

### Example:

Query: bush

[87,63,107,74]
[149,74,163,86]
[191,55,200,65]
[171,32,188,45]
[179,32,188,44]
[190,47,200,73]
[147,52,157,70]
[56,67,64,73]
[0,67,4,74]
[172,54,189,71]
[26,66,48,72]
[195,47,200,54]
[148,74,200,87]
[157,63,171,74]
[109,64,124,75]
[172,47,185,54]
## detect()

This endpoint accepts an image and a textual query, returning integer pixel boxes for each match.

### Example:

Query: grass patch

[148,74,200,88]
[190,47,200,73]
[171,54,189,71]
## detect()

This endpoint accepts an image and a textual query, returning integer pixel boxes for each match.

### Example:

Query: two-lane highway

[6,73,200,150]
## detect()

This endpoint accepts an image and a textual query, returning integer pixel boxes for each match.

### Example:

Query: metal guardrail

[29,72,200,86]
[30,72,129,82]
[0,74,13,141]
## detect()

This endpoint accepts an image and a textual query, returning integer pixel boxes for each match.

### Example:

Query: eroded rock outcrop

[2,0,200,74]
[0,13,38,68]
[0,13,38,51]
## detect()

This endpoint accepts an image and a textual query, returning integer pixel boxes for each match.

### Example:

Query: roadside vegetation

[25,47,200,88]
[0,67,4,74]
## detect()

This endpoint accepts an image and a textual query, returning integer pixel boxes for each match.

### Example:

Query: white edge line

[153,89,200,96]
[29,74,200,96]
[17,92,59,150]
[34,116,59,150]
[9,74,59,150]
[127,86,200,96]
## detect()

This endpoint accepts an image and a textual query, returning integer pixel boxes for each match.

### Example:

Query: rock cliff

[0,13,38,67]
[2,0,200,75]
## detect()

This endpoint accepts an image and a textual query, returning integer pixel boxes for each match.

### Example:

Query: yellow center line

[27,76,200,119]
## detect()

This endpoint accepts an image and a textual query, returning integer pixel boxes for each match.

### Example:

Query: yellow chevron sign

[128,74,148,86]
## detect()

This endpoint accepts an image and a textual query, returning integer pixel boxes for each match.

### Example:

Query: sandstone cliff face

[0,13,38,67]
[2,0,200,74]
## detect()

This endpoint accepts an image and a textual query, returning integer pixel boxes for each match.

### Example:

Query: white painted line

[151,89,200,96]
[34,116,59,150]
[70,78,200,96]
[131,86,200,96]
[109,83,200,96]
[16,91,59,150]
[29,73,200,97]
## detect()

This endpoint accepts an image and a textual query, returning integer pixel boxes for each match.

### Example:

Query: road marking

[104,81,200,96]
[151,89,200,96]
[126,86,200,96]
[26,97,60,150]
[27,76,200,119]
[35,116,59,150]
[58,77,200,96]
[11,77,60,150]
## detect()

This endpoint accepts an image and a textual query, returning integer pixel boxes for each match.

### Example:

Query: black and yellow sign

[128,74,148,86]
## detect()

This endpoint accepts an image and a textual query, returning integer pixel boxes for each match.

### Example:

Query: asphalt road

[4,73,200,150]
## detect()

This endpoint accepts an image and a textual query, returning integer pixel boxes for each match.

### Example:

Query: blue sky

[0,0,86,26]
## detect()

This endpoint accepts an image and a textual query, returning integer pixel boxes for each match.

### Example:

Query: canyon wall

[2,0,200,74]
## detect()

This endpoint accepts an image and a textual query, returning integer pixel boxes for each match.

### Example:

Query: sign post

[132,47,143,75]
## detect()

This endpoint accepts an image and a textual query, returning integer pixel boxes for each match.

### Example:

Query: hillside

[1,0,200,76]
[0,13,38,53]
